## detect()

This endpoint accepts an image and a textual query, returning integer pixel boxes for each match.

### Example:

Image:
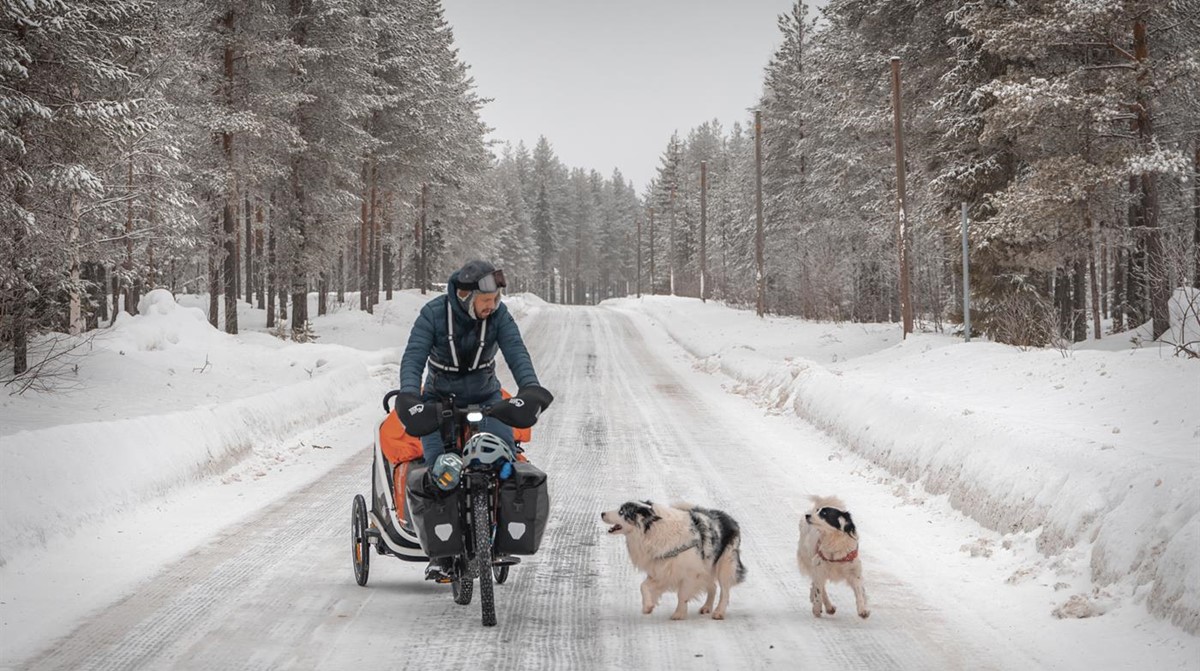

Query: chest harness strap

[428,301,494,374]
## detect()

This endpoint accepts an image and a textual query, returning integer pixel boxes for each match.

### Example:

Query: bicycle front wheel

[473,489,496,627]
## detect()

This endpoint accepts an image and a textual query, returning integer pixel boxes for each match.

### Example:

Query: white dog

[797,495,869,619]
[601,500,746,620]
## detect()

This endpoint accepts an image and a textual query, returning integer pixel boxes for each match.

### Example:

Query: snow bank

[0,361,376,566]
[612,295,1200,634]
[90,289,216,353]
[0,289,399,566]
[503,292,548,320]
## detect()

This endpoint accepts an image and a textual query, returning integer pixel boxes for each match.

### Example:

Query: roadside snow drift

[0,290,391,566]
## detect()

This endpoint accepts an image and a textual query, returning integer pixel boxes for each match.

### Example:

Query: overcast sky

[440,0,810,194]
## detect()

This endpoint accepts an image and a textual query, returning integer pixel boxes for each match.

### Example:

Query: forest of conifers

[3,0,1198,380]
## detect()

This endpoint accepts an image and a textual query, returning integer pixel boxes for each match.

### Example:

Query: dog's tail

[735,549,747,584]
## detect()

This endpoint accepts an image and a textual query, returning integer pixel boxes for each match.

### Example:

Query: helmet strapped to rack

[462,432,515,468]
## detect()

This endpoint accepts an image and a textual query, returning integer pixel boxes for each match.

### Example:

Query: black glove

[393,392,441,437]
[517,384,554,411]
[491,385,554,429]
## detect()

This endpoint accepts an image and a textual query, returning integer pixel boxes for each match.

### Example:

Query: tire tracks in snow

[17,448,366,671]
[490,306,607,670]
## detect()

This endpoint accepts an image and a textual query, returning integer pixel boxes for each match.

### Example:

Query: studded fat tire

[452,557,474,605]
[473,490,496,627]
[351,495,370,586]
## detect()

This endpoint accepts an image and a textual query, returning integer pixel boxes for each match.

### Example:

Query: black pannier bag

[495,462,550,555]
[406,465,464,558]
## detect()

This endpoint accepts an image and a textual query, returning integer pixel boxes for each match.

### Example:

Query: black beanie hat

[456,259,497,291]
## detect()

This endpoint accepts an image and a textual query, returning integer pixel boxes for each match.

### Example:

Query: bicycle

[353,390,549,627]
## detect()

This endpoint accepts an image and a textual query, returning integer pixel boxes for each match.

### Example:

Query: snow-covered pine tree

[679,121,725,299]
[530,136,566,298]
[400,0,489,286]
[365,0,419,299]
[760,2,811,314]
[169,0,294,332]
[279,0,374,337]
[493,145,537,289]
[597,169,639,300]
[789,12,896,321]
[650,133,684,295]
[2,0,178,379]
[955,0,1195,343]
[581,169,605,303]
[711,120,757,305]
[531,182,553,297]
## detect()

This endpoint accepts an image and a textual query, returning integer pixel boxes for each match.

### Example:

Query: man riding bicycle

[394,259,553,581]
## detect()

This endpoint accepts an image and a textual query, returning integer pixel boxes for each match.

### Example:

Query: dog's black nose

[804,514,811,522]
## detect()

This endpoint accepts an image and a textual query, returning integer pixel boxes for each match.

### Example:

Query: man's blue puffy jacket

[399,269,539,403]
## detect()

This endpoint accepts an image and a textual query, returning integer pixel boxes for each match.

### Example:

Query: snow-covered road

[11,304,1174,669]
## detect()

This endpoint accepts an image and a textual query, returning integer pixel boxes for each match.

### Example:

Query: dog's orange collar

[817,544,858,563]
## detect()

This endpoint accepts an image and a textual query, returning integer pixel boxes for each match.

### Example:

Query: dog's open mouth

[607,523,623,533]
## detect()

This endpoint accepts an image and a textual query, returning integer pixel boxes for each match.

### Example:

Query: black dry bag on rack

[495,462,550,555]
[406,465,464,558]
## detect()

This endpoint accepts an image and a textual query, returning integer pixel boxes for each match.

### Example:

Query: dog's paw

[858,608,871,619]
[826,605,837,615]
[699,605,712,615]
[712,610,726,620]
[642,605,654,615]
[812,606,822,618]
[670,612,687,621]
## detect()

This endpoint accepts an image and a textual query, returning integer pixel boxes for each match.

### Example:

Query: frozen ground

[1,289,1197,669]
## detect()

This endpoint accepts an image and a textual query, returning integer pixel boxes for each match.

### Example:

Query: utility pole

[419,182,428,295]
[245,194,253,305]
[669,183,676,296]
[1132,19,1168,339]
[648,206,656,295]
[754,109,765,318]
[360,163,369,310]
[68,194,82,334]
[700,160,708,302]
[961,202,970,342]
[636,208,642,298]
[890,57,913,337]
[1194,144,1199,289]
[220,7,237,334]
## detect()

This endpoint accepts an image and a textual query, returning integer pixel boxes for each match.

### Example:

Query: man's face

[473,292,499,318]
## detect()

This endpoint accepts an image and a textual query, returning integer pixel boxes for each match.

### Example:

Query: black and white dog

[797,495,869,619]
[601,500,746,620]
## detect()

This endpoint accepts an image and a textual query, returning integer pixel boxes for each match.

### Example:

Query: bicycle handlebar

[382,389,542,430]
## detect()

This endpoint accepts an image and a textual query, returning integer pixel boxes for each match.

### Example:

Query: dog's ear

[841,511,857,539]
[637,501,659,530]
[618,501,644,522]
[642,513,662,532]
[635,503,660,531]
[619,501,659,531]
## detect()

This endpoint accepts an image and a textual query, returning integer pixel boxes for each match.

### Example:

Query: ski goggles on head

[474,269,507,294]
